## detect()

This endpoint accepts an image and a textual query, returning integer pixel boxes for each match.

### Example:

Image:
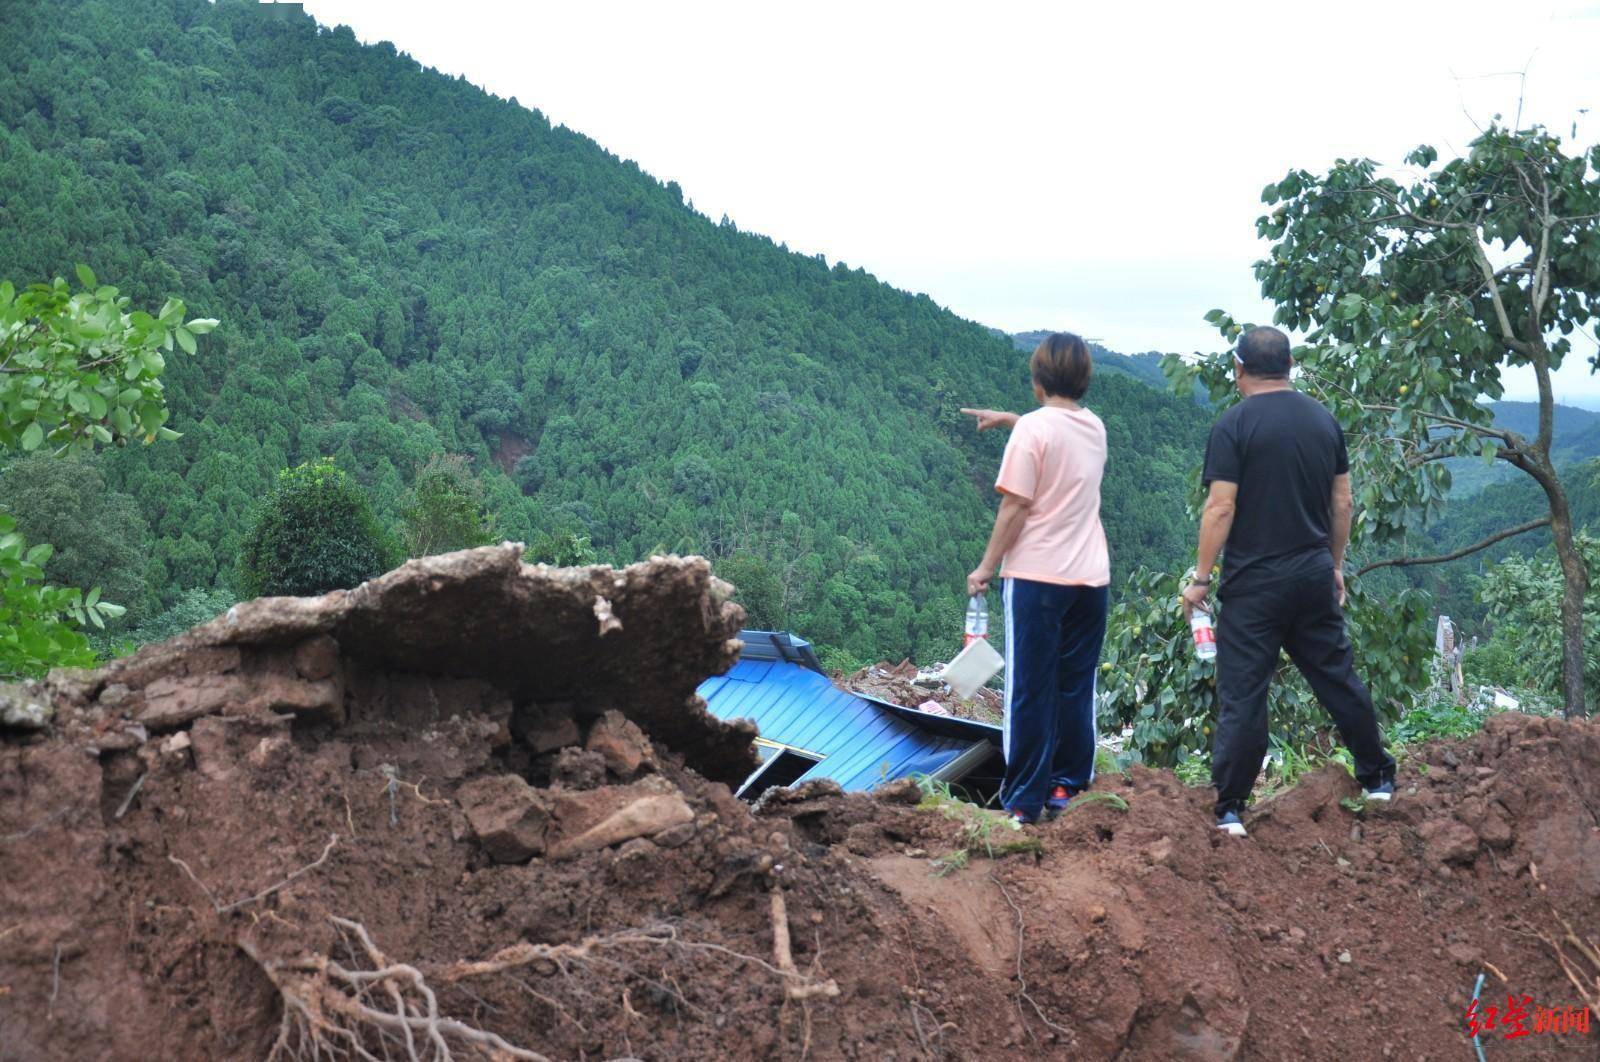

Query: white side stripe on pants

[1002,577,1014,764]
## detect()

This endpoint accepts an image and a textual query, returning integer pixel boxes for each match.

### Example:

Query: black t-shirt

[1201,389,1348,593]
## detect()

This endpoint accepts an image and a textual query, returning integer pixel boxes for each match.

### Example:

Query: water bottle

[1191,611,1217,661]
[964,594,989,647]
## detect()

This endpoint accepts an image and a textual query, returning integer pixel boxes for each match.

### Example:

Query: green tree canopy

[238,459,396,598]
[1174,123,1600,717]
[399,453,494,558]
[0,452,155,623]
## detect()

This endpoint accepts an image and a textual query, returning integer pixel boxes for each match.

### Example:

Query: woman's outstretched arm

[960,408,1019,432]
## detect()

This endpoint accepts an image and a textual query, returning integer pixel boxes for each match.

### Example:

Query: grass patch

[1094,747,1121,777]
[1065,791,1129,813]
[1388,698,1485,746]
[914,774,1040,876]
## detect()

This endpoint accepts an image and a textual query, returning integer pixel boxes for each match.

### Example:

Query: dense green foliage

[1390,457,1600,628]
[1471,535,1600,705]
[0,515,103,676]
[0,267,206,677]
[0,453,156,621]
[0,268,212,452]
[400,453,494,558]
[0,0,1209,664]
[238,459,396,598]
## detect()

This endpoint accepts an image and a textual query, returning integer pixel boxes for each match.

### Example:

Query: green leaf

[155,426,183,441]
[185,318,219,335]
[174,326,196,355]
[25,543,53,566]
[75,264,96,289]
[20,421,43,451]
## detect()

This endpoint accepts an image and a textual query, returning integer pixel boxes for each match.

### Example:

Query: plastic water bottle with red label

[1190,611,1217,661]
[964,594,989,647]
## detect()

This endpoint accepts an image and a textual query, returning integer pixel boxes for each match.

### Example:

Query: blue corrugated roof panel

[697,643,998,793]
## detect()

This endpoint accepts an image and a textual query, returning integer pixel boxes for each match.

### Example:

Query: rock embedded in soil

[1418,818,1479,865]
[585,709,656,778]
[458,774,553,862]
[546,777,695,859]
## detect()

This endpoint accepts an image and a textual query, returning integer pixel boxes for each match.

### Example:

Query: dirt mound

[2,547,1598,1060]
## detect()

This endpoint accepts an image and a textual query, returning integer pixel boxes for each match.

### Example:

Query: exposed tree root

[241,904,841,1061]
[170,834,339,916]
[242,919,549,1062]
[1529,862,1600,1011]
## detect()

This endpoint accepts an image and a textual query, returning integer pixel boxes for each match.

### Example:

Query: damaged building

[699,630,1003,801]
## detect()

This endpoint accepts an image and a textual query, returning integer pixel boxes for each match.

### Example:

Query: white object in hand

[942,637,1004,700]
[1190,612,1217,661]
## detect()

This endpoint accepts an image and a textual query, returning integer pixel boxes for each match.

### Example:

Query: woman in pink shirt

[964,333,1110,824]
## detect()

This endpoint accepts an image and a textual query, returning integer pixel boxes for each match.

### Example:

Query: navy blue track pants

[1000,577,1109,816]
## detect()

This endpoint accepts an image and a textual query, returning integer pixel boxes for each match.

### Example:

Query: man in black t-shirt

[1181,327,1395,837]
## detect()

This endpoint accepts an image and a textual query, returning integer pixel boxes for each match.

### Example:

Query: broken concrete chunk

[97,683,131,709]
[137,673,246,731]
[0,683,53,731]
[457,775,552,863]
[247,735,293,772]
[586,709,655,778]
[247,674,342,723]
[593,596,622,635]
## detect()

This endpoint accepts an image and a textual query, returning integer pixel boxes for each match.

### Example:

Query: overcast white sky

[300,0,1600,407]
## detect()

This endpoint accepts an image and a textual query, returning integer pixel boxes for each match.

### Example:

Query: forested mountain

[1443,401,1600,495]
[1389,459,1600,633]
[0,0,1207,666]
[1009,331,1171,390]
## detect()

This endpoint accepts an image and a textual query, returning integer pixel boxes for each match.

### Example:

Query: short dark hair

[1235,327,1292,379]
[1030,332,1092,400]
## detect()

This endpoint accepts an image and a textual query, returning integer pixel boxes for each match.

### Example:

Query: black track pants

[1210,565,1395,816]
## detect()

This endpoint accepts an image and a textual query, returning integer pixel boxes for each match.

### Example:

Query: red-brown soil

[2,547,1597,1060]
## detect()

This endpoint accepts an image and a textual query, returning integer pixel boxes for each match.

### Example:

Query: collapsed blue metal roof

[697,630,1001,794]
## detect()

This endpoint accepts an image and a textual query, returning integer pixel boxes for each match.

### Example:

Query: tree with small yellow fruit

[1169,123,1600,719]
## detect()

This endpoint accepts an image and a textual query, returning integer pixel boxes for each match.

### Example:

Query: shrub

[238,459,396,598]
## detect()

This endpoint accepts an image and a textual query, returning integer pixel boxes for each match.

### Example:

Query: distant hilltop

[999,330,1173,391]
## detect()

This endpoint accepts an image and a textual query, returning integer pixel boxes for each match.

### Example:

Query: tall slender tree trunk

[1543,477,1589,718]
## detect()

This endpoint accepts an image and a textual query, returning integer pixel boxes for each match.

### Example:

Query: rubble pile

[2,545,1598,1060]
[842,658,1004,724]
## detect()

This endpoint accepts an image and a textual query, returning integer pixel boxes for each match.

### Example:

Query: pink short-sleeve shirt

[994,406,1110,587]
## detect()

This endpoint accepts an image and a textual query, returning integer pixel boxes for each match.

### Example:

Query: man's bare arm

[1330,472,1353,605]
[1329,473,1353,568]
[1182,480,1238,617]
